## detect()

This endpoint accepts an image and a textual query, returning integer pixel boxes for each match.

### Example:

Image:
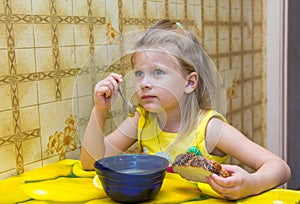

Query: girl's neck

[156,110,181,133]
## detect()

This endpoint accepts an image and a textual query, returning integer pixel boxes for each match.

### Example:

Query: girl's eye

[154,69,165,76]
[134,71,144,77]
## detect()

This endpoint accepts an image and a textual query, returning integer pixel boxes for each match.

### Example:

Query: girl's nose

[140,75,153,89]
[141,82,152,89]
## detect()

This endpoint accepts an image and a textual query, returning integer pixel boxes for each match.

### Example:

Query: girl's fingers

[95,73,123,97]
[206,175,237,198]
[210,174,235,188]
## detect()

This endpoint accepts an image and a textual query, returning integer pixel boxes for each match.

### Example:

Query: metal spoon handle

[118,87,135,117]
[118,87,126,101]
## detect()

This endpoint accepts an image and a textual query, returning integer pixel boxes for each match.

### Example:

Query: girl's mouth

[141,95,156,101]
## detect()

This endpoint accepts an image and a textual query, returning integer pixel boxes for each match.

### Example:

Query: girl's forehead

[133,51,179,69]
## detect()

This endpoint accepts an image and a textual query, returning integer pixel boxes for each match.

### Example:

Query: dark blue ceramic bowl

[94,154,169,203]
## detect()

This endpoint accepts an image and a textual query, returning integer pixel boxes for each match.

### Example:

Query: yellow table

[0,159,299,204]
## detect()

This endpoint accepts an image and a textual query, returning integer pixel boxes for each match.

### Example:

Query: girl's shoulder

[197,109,227,125]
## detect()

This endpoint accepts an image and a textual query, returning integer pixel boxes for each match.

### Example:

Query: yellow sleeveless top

[137,107,228,164]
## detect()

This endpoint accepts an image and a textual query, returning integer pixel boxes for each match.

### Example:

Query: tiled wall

[0,0,265,179]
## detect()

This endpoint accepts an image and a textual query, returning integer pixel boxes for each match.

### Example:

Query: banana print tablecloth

[0,159,299,204]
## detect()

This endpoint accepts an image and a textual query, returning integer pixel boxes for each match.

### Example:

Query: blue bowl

[94,154,169,203]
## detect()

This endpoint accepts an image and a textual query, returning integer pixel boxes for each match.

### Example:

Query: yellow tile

[219,0,229,9]
[231,7,241,21]
[73,0,89,16]
[78,96,93,118]
[133,0,144,19]
[39,101,73,153]
[187,4,196,21]
[253,78,262,95]
[231,0,242,10]
[93,24,107,45]
[61,76,76,100]
[11,0,32,14]
[203,28,217,54]
[34,24,53,47]
[189,0,200,6]
[0,50,9,75]
[231,109,242,126]
[89,45,106,67]
[253,9,262,22]
[0,169,18,180]
[122,0,134,18]
[203,0,216,8]
[59,46,75,70]
[22,137,42,165]
[75,46,91,68]
[0,144,16,172]
[253,54,262,75]
[92,0,107,17]
[23,160,43,173]
[218,7,229,21]
[15,48,35,74]
[74,25,90,45]
[175,2,185,19]
[77,123,87,142]
[19,106,39,133]
[243,81,252,96]
[107,44,123,65]
[253,26,262,50]
[219,57,230,72]
[147,1,159,19]
[56,0,73,16]
[18,81,38,107]
[243,107,252,124]
[219,37,230,53]
[155,1,166,19]
[0,24,7,49]
[65,148,80,160]
[0,85,12,111]
[74,74,92,98]
[243,54,252,76]
[35,48,54,72]
[38,79,56,104]
[253,92,262,105]
[0,110,14,136]
[0,2,4,13]
[57,24,74,46]
[203,5,217,21]
[218,26,230,52]
[234,81,242,98]
[204,25,217,40]
[232,55,241,69]
[32,0,50,15]
[243,0,252,11]
[14,24,34,48]
[232,26,242,52]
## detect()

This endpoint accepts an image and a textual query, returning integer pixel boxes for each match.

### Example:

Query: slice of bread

[172,153,230,182]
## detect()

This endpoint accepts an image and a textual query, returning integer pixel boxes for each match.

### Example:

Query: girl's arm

[80,73,139,170]
[206,118,291,200]
[80,109,139,170]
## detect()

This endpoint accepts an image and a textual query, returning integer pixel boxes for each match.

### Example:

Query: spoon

[118,87,135,117]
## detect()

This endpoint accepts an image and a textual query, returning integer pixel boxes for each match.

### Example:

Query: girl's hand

[94,73,123,111]
[205,164,256,200]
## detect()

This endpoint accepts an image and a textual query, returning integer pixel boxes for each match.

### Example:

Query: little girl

[80,19,290,200]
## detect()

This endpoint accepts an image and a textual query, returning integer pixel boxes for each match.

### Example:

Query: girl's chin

[142,104,164,113]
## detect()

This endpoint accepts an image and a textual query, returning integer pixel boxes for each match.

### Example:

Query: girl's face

[133,51,189,114]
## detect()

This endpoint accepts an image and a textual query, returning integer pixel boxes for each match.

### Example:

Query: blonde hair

[133,19,219,144]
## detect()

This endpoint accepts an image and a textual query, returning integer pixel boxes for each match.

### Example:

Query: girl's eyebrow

[133,65,156,70]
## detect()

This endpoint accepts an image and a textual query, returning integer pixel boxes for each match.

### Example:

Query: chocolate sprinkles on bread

[172,153,230,182]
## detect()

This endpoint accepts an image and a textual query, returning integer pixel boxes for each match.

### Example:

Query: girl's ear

[184,72,199,93]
